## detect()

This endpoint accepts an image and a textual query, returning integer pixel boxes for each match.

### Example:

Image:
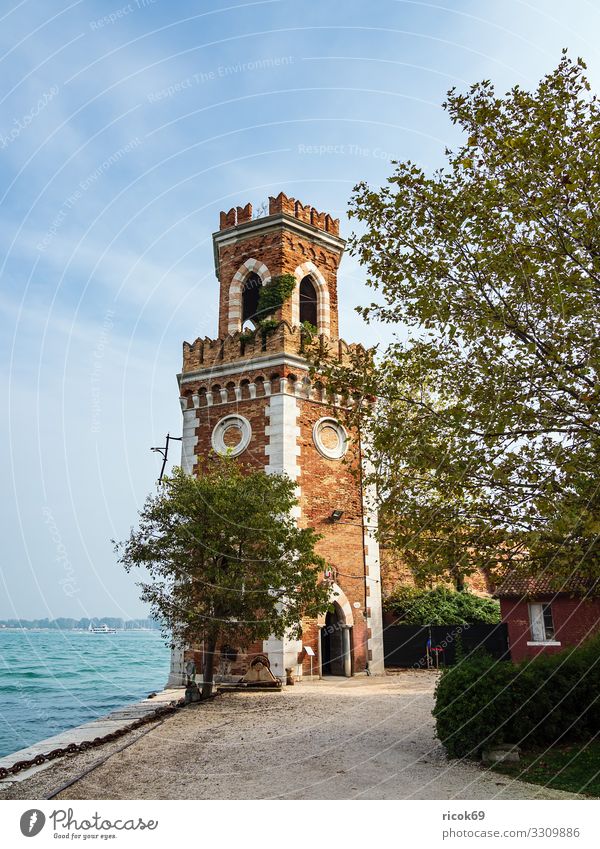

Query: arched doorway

[320,602,352,676]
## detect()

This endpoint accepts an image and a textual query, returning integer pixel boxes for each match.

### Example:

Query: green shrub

[258,318,278,334]
[257,274,296,317]
[384,585,500,625]
[433,634,600,758]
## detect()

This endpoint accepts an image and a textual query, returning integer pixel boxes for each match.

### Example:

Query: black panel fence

[382,622,510,668]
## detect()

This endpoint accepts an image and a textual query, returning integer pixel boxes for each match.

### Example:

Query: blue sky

[1,0,599,620]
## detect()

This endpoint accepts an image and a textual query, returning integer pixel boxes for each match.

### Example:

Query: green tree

[317,53,600,589]
[115,459,331,696]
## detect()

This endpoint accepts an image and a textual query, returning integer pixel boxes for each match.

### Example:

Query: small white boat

[88,623,117,634]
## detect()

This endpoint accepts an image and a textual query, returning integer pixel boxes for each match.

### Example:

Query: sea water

[0,630,170,758]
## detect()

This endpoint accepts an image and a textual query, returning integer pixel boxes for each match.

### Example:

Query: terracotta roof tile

[495,571,599,598]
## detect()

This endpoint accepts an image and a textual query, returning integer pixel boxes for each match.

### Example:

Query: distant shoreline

[0,618,161,631]
[0,627,159,632]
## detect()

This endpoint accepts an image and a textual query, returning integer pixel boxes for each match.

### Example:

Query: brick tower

[167,192,384,687]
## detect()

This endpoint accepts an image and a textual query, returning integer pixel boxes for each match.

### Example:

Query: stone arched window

[299,276,318,327]
[228,259,271,334]
[242,272,262,327]
[292,261,330,335]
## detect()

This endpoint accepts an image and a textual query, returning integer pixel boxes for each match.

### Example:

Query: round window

[212,415,252,457]
[312,417,348,460]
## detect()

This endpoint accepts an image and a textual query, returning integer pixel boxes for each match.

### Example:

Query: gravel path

[0,672,581,800]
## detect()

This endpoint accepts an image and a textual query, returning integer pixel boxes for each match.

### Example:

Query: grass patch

[492,741,600,797]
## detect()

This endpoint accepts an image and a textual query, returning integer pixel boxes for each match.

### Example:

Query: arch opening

[299,276,318,327]
[242,271,262,327]
[320,602,351,677]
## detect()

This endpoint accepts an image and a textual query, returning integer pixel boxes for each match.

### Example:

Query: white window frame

[312,417,348,460]
[211,414,252,457]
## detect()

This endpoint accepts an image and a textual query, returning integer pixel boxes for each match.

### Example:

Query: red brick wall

[184,641,267,681]
[380,547,493,599]
[182,392,370,676]
[297,398,369,673]
[501,596,600,663]
[192,396,269,473]
[216,229,341,338]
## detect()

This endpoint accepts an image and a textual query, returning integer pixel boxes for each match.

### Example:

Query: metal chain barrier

[0,699,184,780]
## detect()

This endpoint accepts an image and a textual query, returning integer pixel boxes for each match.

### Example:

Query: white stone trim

[227,258,271,334]
[166,642,186,688]
[360,441,385,675]
[169,407,200,684]
[313,416,348,460]
[181,408,198,475]
[527,641,562,647]
[263,392,302,683]
[213,213,346,271]
[211,414,252,457]
[291,261,331,334]
[318,582,354,627]
[179,352,310,384]
[264,393,301,514]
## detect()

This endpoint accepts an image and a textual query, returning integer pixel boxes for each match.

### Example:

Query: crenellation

[236,202,252,224]
[294,199,311,224]
[324,214,339,236]
[220,208,236,229]
[182,321,365,376]
[222,334,240,362]
[310,207,326,230]
[218,191,340,237]
[268,191,296,217]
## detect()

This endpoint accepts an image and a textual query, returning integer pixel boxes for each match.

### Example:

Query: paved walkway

[2,672,579,800]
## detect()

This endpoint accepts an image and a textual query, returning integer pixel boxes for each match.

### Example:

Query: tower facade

[167,192,384,687]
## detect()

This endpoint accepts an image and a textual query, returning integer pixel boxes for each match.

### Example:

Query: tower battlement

[218,192,340,236]
[182,321,364,375]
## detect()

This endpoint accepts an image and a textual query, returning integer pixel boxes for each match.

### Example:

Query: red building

[496,573,600,663]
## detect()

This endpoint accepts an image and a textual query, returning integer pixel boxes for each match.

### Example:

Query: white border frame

[227,258,271,334]
[291,261,331,335]
[312,416,348,460]
[211,414,252,457]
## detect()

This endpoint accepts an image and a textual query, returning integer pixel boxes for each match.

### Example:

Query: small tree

[115,459,331,696]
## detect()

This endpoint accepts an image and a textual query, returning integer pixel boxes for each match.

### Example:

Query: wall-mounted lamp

[151,432,182,483]
[330,509,344,523]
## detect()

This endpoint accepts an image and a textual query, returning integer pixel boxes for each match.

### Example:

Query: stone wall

[380,546,493,598]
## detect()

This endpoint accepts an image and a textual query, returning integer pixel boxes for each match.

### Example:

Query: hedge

[433,634,600,758]
[384,585,500,625]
